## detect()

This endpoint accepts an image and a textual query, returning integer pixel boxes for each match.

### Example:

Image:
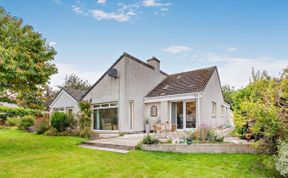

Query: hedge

[0,106,43,120]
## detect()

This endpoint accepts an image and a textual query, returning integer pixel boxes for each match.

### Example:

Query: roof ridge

[169,66,217,76]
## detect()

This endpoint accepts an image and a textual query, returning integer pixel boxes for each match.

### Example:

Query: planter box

[141,143,256,153]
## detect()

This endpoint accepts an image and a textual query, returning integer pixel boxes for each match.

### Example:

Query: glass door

[171,102,183,129]
[186,101,196,128]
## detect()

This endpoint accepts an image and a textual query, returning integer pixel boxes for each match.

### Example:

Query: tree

[232,67,288,151]
[221,85,235,106]
[58,73,91,91]
[0,7,57,99]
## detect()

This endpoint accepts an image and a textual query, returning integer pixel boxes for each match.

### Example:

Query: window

[186,101,196,128]
[150,106,157,117]
[129,101,134,130]
[53,107,64,112]
[93,102,118,130]
[221,105,225,118]
[212,102,217,118]
[67,108,73,116]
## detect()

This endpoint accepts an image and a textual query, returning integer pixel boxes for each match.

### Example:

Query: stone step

[84,140,135,150]
[80,144,129,154]
[98,134,119,139]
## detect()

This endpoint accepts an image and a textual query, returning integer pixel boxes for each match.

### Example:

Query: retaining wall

[141,143,256,153]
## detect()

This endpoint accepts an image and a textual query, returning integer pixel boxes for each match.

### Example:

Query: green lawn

[0,128,277,178]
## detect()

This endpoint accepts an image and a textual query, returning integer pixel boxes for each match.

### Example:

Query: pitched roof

[146,66,217,97]
[82,52,168,99]
[64,88,87,102]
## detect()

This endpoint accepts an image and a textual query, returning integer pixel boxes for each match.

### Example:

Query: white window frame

[221,105,225,118]
[128,101,134,131]
[53,107,65,112]
[212,101,217,118]
[92,102,119,132]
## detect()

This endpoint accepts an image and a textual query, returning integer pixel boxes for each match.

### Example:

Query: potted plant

[145,119,150,133]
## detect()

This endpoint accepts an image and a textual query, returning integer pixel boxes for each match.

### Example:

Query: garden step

[98,133,119,139]
[79,144,129,154]
[84,140,135,150]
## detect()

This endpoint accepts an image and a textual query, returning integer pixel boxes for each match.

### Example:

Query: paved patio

[83,133,146,153]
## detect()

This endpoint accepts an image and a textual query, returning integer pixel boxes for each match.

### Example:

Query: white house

[82,52,232,133]
[49,89,86,115]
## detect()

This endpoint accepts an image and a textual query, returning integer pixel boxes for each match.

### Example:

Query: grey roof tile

[146,66,216,97]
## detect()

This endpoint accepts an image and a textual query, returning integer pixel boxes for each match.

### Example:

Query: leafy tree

[43,85,57,108]
[0,7,57,101]
[58,73,91,91]
[222,85,235,106]
[16,89,46,110]
[232,67,288,151]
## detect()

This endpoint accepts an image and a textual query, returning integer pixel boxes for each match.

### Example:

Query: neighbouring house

[49,89,86,115]
[82,52,232,133]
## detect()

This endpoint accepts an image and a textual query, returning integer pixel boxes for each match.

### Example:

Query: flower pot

[187,138,192,145]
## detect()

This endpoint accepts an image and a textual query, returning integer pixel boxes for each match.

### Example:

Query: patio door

[171,101,196,130]
[186,101,196,128]
[171,102,183,129]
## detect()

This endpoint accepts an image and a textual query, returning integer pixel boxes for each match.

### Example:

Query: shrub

[0,106,42,119]
[36,119,49,134]
[44,127,77,136]
[275,141,288,177]
[78,101,92,138]
[135,142,143,150]
[51,112,69,132]
[142,134,159,144]
[79,127,92,138]
[19,115,35,130]
[67,114,77,130]
[185,128,224,143]
[5,117,20,127]
[44,127,61,136]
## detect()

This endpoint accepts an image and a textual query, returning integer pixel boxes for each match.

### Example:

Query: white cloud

[72,5,84,14]
[219,57,287,88]
[97,0,106,4]
[49,63,103,89]
[143,0,170,7]
[90,9,136,22]
[193,53,287,88]
[48,41,57,47]
[162,45,191,54]
[160,8,169,11]
[226,47,239,52]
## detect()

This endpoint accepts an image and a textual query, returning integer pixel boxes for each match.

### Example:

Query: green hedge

[0,106,43,120]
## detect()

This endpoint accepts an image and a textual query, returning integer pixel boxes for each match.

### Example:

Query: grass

[0,128,278,178]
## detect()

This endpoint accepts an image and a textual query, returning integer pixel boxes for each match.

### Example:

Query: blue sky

[1,0,288,88]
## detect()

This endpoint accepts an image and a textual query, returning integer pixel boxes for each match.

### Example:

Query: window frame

[212,101,217,118]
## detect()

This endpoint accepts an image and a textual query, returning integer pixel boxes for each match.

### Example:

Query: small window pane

[212,102,216,118]
[101,104,109,107]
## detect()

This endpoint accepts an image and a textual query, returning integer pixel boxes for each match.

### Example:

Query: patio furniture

[153,123,167,138]
[171,124,177,132]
